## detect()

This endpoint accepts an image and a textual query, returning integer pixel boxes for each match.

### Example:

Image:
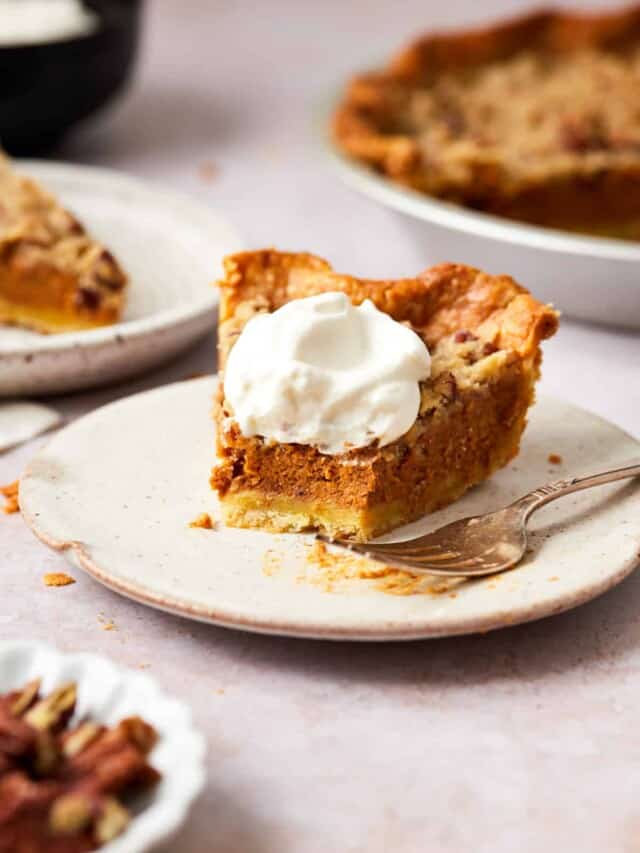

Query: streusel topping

[0,154,126,303]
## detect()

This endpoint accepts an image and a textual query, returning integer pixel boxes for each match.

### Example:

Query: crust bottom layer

[0,296,119,333]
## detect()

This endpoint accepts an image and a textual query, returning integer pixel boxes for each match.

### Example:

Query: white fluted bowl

[0,640,207,852]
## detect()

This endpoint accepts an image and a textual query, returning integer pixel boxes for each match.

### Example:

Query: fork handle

[514,458,640,519]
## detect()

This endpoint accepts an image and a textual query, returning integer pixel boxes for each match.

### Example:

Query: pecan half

[74,286,102,311]
[0,681,160,851]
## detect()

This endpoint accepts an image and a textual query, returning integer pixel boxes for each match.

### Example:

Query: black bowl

[0,0,143,155]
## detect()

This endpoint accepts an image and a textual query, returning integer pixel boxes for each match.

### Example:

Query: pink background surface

[2,1,640,850]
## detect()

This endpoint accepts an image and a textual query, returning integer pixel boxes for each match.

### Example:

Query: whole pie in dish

[211,250,558,541]
[333,5,640,239]
[0,154,127,333]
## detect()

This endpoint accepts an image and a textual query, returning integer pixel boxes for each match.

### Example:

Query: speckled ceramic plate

[0,161,242,396]
[0,640,206,852]
[19,378,640,641]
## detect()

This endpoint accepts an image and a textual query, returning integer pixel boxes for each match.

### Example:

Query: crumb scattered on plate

[1,479,19,513]
[98,614,117,631]
[303,540,461,596]
[548,453,563,464]
[262,549,282,577]
[43,572,76,587]
[189,512,216,530]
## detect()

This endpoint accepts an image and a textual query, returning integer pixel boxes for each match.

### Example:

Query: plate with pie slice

[19,377,640,641]
[0,158,242,396]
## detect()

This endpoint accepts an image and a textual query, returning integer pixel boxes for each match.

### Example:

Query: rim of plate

[18,380,640,641]
[0,639,207,853]
[320,97,640,264]
[20,481,640,641]
[2,160,243,356]
[26,532,640,641]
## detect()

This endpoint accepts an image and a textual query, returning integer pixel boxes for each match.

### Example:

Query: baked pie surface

[211,250,558,541]
[0,154,127,333]
[333,6,640,238]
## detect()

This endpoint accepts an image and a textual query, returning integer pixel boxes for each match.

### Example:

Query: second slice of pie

[211,250,558,541]
[0,154,127,334]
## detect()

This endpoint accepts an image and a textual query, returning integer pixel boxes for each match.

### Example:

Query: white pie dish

[18,377,640,641]
[0,639,207,852]
[326,138,640,330]
[0,160,243,396]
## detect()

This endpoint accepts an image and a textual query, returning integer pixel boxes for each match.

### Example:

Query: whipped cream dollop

[224,292,431,455]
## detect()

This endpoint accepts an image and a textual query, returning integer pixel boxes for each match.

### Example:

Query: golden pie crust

[0,154,127,333]
[333,5,640,238]
[211,250,558,541]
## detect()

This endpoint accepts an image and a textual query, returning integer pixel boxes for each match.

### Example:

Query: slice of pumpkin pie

[0,154,127,333]
[211,250,558,541]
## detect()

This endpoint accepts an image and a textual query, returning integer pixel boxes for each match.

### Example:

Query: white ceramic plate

[0,640,206,852]
[0,161,242,396]
[325,128,640,330]
[19,378,640,641]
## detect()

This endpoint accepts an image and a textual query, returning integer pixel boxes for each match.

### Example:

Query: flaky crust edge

[217,249,558,371]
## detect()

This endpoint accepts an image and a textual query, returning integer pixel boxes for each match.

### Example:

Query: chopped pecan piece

[560,114,609,153]
[0,708,38,763]
[61,723,103,759]
[8,680,41,718]
[74,286,102,311]
[0,680,160,851]
[436,371,458,404]
[453,330,477,344]
[24,684,77,735]
[94,797,130,843]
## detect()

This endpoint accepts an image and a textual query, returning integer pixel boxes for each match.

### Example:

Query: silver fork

[317,459,640,577]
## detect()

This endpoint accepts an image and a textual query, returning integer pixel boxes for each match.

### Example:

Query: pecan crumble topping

[0,153,128,333]
[333,6,640,238]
